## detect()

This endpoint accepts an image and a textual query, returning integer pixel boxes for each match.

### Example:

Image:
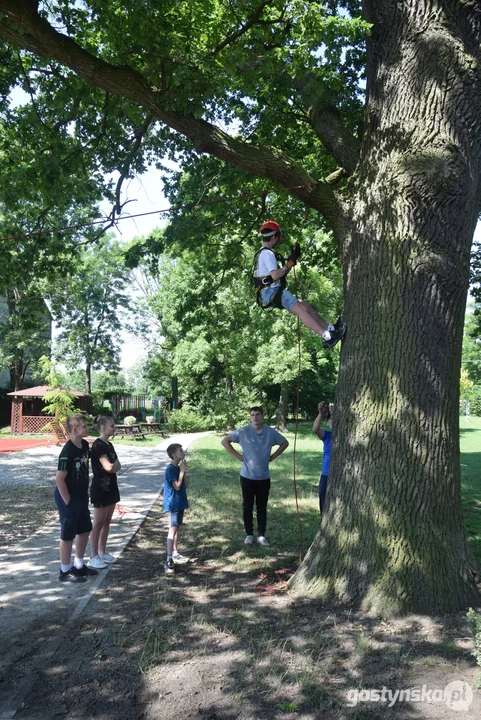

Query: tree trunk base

[289,530,481,616]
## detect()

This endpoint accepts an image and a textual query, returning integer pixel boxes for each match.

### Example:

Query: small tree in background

[39,355,77,428]
[49,237,132,395]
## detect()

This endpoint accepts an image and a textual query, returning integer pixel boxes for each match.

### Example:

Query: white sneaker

[100,552,116,564]
[257,536,269,546]
[244,535,254,545]
[172,553,189,564]
[88,555,107,569]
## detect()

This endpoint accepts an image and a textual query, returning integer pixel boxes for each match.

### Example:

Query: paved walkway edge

[0,432,210,720]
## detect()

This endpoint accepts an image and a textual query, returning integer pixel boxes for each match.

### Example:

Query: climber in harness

[253,220,346,348]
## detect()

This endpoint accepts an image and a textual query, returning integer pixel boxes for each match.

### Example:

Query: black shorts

[92,494,120,509]
[54,488,92,541]
[90,477,120,508]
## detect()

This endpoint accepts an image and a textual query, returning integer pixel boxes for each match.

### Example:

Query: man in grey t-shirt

[221,406,289,546]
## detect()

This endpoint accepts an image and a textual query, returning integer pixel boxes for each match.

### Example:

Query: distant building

[8,385,90,434]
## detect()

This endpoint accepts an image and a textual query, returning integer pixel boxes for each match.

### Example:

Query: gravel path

[0,443,159,487]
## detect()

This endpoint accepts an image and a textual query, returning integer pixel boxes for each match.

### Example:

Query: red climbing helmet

[260,220,281,238]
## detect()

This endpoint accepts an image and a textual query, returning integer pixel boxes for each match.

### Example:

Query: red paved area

[0,438,53,454]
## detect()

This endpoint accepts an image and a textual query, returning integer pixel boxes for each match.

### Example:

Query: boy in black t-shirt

[54,413,98,583]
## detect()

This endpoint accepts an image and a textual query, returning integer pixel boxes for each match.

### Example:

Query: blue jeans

[319,474,328,514]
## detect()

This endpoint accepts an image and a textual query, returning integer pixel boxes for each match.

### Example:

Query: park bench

[138,422,167,437]
[114,423,146,440]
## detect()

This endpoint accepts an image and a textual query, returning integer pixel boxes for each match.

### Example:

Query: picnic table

[114,423,146,439]
[138,422,167,437]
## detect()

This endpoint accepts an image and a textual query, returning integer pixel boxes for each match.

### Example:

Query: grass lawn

[460,416,481,564]
[183,423,321,572]
[183,418,481,571]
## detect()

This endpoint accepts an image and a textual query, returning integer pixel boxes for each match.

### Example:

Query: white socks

[322,324,336,341]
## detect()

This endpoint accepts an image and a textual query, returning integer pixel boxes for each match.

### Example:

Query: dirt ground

[1,499,479,720]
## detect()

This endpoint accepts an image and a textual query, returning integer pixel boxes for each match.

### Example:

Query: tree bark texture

[291,0,481,614]
[85,362,92,396]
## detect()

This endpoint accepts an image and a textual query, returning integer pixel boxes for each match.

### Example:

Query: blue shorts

[54,487,92,541]
[260,287,298,311]
[169,510,185,527]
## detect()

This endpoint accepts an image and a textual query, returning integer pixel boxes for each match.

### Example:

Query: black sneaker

[325,317,346,348]
[59,568,87,584]
[164,558,175,575]
[82,564,99,576]
[71,564,99,578]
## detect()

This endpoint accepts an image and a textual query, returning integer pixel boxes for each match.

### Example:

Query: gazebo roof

[7,385,89,398]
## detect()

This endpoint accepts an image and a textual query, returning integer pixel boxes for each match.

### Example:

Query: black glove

[286,243,301,264]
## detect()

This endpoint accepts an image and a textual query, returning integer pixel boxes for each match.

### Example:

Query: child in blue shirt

[312,402,334,514]
[163,443,189,574]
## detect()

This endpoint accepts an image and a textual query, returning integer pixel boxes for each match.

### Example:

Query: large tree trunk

[275,382,289,431]
[9,357,25,392]
[291,0,481,614]
[85,361,92,396]
[5,291,26,391]
[171,375,179,409]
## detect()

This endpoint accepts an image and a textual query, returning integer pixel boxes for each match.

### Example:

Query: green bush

[90,390,108,417]
[209,388,262,432]
[167,407,211,433]
[464,385,481,416]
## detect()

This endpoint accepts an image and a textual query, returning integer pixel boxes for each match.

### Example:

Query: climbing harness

[252,248,287,310]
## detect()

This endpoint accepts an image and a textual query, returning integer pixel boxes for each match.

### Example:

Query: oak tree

[1,0,480,613]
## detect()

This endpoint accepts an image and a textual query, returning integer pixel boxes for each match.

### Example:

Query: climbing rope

[290,208,312,565]
[291,265,304,565]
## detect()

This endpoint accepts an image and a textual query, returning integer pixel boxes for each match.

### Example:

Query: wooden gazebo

[8,386,90,434]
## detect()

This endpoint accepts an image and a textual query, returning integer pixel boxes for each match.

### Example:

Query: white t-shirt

[256,248,280,288]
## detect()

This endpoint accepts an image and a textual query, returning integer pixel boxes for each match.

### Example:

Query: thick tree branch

[307,105,361,175]
[0,0,343,231]
[295,72,361,174]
